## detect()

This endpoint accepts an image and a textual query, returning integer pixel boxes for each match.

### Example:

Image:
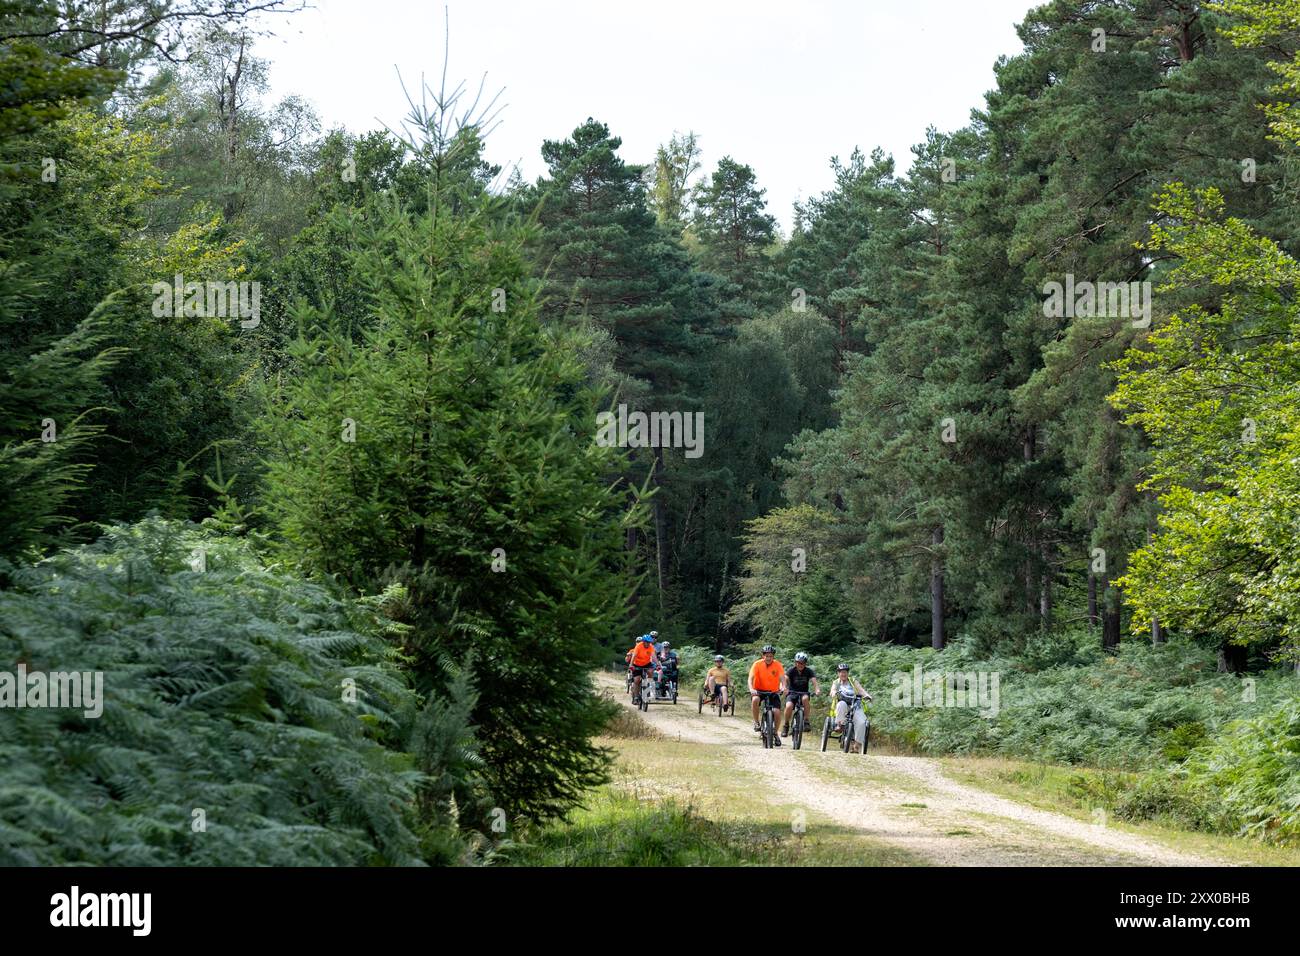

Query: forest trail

[596,672,1227,867]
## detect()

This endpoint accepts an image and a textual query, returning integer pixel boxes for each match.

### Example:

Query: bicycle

[755,690,782,748]
[630,665,652,711]
[820,693,870,755]
[786,691,813,750]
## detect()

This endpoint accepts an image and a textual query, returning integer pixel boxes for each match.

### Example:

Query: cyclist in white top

[829,663,871,753]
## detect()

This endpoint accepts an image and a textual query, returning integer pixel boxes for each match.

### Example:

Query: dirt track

[600,673,1226,867]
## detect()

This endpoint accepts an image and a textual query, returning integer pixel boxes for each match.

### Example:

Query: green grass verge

[504,730,922,867]
[939,755,1300,867]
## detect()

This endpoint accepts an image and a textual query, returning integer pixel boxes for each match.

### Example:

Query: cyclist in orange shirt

[748,645,787,746]
[628,635,657,705]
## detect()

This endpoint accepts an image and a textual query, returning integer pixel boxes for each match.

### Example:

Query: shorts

[752,690,782,707]
[631,664,654,677]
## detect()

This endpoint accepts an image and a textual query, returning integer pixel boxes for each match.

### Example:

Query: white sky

[259,0,1036,232]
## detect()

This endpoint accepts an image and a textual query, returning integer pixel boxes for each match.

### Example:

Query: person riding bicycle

[625,634,651,685]
[649,630,662,656]
[656,641,679,695]
[628,635,657,705]
[705,654,731,709]
[830,663,872,753]
[748,645,787,746]
[781,652,820,737]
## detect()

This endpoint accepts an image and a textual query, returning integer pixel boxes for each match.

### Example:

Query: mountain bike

[631,666,651,711]
[787,692,811,750]
[756,691,782,748]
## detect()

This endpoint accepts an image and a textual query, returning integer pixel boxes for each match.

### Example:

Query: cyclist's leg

[834,698,847,729]
[751,692,761,728]
[781,696,794,732]
[852,704,868,746]
[719,684,729,708]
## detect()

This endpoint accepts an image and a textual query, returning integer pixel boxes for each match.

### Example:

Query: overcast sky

[259,0,1037,232]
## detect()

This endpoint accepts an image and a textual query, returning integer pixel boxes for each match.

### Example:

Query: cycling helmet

[761,644,775,654]
[836,663,849,672]
[794,652,808,662]
[649,630,659,637]
[639,635,654,644]
[662,641,671,647]
[713,654,724,662]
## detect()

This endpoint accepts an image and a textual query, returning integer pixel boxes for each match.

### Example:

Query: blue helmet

[639,635,654,644]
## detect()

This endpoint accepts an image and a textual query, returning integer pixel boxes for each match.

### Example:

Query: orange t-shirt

[748,658,785,692]
[630,642,655,666]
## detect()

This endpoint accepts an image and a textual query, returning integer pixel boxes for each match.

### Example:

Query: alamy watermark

[1042,275,1151,328]
[0,665,103,718]
[50,886,150,936]
[890,664,1000,717]
[151,274,261,329]
[596,403,705,459]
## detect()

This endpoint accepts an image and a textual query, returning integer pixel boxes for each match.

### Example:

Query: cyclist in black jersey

[782,652,820,737]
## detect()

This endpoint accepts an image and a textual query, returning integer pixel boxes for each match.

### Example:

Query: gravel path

[600,674,1226,867]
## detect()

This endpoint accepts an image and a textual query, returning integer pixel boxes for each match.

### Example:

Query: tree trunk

[623,449,640,624]
[1217,642,1247,674]
[930,526,945,650]
[1087,570,1098,626]
[1102,585,1122,651]
[215,34,247,221]
[651,445,668,618]
[1023,426,1037,615]
[714,551,728,654]
[1039,542,1052,626]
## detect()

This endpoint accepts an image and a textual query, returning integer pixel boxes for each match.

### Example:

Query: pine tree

[261,97,642,823]
[531,118,700,392]
[691,156,778,312]
[529,118,706,629]
[787,566,855,654]
[780,148,894,364]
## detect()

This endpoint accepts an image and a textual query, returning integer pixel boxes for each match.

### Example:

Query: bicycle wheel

[698,691,705,714]
[861,719,871,756]
[820,716,831,752]
[791,706,803,750]
[841,719,853,753]
[761,707,773,749]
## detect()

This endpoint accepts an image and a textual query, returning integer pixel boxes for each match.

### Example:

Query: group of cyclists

[626,637,872,751]
[625,631,680,705]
